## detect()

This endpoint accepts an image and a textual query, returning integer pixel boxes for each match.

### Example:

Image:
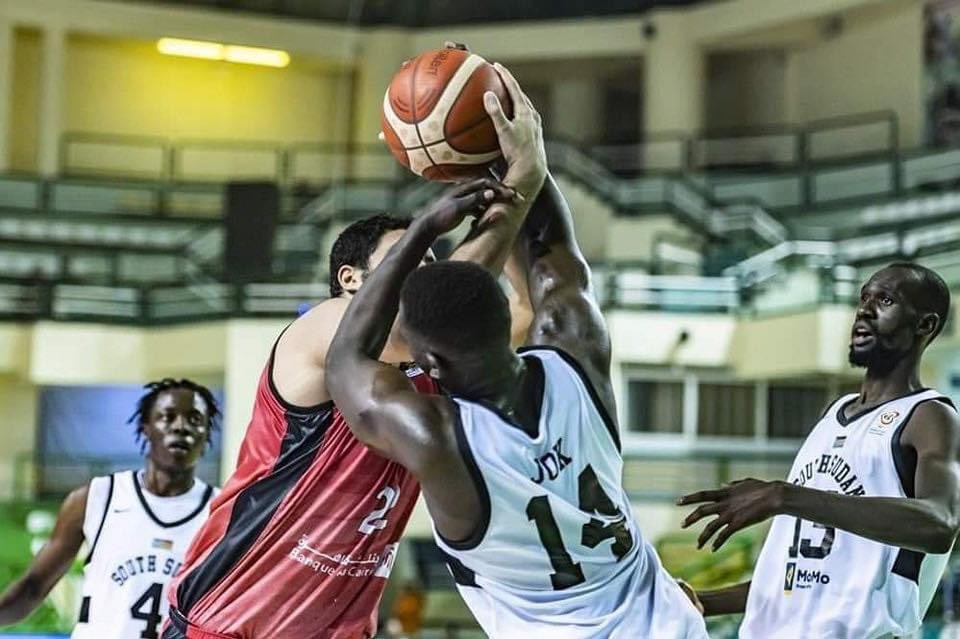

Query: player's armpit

[332,358,451,472]
[529,283,610,370]
[0,485,87,626]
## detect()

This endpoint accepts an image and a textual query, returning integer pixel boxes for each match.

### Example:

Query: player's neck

[857,357,923,409]
[141,461,196,497]
[462,352,525,411]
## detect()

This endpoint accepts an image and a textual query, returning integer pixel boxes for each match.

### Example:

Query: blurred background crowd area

[0,0,960,636]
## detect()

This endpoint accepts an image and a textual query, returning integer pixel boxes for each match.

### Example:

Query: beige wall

[2,0,925,171]
[63,34,347,145]
[11,32,351,172]
[604,215,700,263]
[10,28,40,172]
[706,50,787,130]
[0,376,37,500]
[786,0,924,147]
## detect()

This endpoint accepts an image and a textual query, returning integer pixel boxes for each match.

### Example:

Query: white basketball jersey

[72,470,216,639]
[742,389,955,639]
[433,348,707,639]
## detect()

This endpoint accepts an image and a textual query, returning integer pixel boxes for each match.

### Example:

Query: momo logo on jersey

[287,535,398,578]
[110,554,182,587]
[783,562,831,592]
[530,437,574,484]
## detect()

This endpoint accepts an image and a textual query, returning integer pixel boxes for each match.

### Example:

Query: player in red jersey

[161,64,546,639]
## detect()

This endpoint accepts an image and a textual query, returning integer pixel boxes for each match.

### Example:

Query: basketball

[381,48,514,182]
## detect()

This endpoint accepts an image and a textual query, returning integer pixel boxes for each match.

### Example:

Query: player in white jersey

[678,263,960,639]
[0,378,220,639]
[325,63,706,638]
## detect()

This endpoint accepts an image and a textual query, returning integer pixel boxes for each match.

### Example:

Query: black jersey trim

[817,393,857,425]
[175,406,333,617]
[268,325,335,415]
[84,474,114,566]
[457,356,545,440]
[836,387,931,426]
[517,345,621,451]
[892,547,924,583]
[132,471,215,529]
[77,596,91,623]
[435,400,491,552]
[891,396,956,499]
[442,550,479,588]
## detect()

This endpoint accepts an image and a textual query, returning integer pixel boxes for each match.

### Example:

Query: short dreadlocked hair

[127,378,221,454]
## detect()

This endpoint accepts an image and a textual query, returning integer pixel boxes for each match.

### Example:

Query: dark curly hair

[400,261,510,351]
[328,214,411,297]
[127,378,221,454]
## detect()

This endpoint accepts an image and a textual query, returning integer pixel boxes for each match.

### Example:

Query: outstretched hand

[418,177,515,236]
[677,478,787,552]
[484,62,547,199]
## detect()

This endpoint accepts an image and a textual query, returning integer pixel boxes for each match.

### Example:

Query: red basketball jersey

[168,351,433,638]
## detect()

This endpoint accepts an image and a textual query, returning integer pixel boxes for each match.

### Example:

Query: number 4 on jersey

[130,582,163,639]
[526,464,635,591]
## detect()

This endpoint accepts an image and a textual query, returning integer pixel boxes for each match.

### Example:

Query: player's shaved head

[882,263,950,341]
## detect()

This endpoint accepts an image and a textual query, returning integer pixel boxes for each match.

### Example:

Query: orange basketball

[381,48,514,182]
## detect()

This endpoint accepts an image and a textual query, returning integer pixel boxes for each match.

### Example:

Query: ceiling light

[225,45,290,68]
[157,38,290,68]
[157,38,223,61]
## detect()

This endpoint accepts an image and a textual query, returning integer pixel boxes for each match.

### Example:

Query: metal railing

[58,109,899,184]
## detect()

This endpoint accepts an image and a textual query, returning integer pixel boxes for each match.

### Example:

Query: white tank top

[71,470,216,639]
[433,347,707,639]
[741,389,955,639]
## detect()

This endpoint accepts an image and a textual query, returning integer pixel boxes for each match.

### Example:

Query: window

[626,380,683,433]
[768,385,851,439]
[698,383,755,437]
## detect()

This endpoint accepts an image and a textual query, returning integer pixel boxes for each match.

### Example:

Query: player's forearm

[449,200,530,276]
[328,217,437,364]
[0,576,47,625]
[782,483,958,553]
[697,581,750,617]
[521,175,577,252]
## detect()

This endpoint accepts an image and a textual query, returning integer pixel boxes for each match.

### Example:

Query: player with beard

[678,263,960,638]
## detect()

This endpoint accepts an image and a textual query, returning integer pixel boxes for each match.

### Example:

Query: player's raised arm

[449,61,546,276]
[325,179,512,467]
[0,485,87,625]
[516,148,614,421]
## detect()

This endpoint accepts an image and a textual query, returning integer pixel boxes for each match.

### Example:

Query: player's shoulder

[279,297,350,352]
[903,394,960,447]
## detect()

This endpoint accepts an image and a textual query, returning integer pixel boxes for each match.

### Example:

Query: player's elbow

[348,406,382,447]
[924,513,959,554]
[1,575,45,621]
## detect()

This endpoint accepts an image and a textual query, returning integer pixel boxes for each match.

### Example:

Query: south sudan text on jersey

[110,552,183,587]
[791,452,867,496]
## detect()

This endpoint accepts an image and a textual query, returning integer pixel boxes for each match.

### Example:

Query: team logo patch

[784,562,796,593]
[879,410,900,426]
[869,410,901,435]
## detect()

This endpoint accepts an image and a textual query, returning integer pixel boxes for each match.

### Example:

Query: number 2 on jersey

[359,485,400,535]
[130,582,163,639]
[526,464,634,590]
